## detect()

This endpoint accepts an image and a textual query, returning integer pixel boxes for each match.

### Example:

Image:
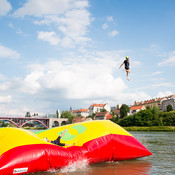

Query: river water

[28,131,175,175]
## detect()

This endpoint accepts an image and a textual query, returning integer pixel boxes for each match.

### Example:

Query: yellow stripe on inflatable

[0,120,132,156]
[0,127,50,156]
[37,120,132,147]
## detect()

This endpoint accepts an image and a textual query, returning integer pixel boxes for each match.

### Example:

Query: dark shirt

[51,136,65,146]
[124,59,129,70]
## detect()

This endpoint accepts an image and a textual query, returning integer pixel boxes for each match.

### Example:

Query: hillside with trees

[111,105,175,127]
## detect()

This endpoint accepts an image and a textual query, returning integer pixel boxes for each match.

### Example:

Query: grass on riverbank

[123,126,175,131]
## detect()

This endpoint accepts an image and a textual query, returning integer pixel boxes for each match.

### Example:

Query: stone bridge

[0,117,68,129]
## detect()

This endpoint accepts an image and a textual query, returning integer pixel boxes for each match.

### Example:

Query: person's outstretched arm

[119,62,124,69]
[60,128,67,137]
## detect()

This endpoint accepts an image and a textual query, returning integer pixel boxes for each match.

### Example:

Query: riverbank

[123,126,175,131]
[1,126,175,131]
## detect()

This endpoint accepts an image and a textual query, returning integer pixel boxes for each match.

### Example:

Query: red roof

[73,109,89,113]
[95,112,112,120]
[95,112,108,117]
[114,109,120,114]
[130,105,145,111]
[106,114,113,120]
[135,95,173,105]
[72,117,86,123]
[90,104,105,107]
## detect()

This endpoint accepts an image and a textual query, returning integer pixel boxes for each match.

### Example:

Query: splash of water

[60,159,89,173]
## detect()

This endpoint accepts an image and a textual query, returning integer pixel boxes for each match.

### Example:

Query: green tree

[25,112,31,117]
[87,113,96,120]
[61,111,73,118]
[68,115,74,124]
[101,108,107,112]
[120,104,130,118]
[118,115,134,126]
[162,111,175,126]
[110,115,119,123]
[167,104,173,112]
[146,106,151,110]
[152,106,160,115]
[140,109,153,126]
[61,110,74,124]
[0,121,8,127]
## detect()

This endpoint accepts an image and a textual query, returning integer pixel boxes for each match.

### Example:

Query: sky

[0,0,175,116]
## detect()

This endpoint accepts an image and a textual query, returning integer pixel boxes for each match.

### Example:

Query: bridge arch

[20,120,48,129]
[0,119,19,127]
[52,120,59,127]
[61,121,67,126]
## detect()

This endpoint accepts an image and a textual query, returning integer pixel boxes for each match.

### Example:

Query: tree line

[110,104,175,127]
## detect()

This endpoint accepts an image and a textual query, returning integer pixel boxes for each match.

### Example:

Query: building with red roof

[72,109,89,117]
[94,112,112,120]
[129,105,146,114]
[89,103,110,116]
[134,95,175,110]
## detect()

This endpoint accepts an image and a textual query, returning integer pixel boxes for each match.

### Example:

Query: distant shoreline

[123,126,175,132]
[1,126,175,132]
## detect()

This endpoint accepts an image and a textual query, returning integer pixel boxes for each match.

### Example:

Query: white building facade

[89,103,111,116]
[161,97,175,111]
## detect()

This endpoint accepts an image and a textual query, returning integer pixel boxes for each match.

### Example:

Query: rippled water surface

[29,131,175,175]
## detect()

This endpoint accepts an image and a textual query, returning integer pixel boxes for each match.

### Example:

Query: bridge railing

[0,117,68,129]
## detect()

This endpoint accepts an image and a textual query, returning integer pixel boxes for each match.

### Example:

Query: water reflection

[79,160,152,175]
[28,160,152,175]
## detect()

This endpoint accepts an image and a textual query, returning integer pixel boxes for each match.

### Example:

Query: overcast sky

[0,0,175,116]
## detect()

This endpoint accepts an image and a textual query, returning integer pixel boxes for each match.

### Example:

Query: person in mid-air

[119,56,130,81]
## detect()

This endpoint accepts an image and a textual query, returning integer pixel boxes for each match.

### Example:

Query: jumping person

[119,56,130,81]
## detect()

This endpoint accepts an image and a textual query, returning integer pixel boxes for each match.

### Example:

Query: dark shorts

[125,67,130,70]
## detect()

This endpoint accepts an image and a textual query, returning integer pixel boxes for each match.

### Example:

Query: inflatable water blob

[0,120,152,175]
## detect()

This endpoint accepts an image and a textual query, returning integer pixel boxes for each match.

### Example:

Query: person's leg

[126,70,130,80]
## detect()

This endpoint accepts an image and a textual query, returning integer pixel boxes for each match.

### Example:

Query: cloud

[107,16,113,22]
[0,95,12,103]
[0,73,6,81]
[13,0,88,17]
[131,60,141,68]
[152,82,175,88]
[145,71,162,77]
[8,23,28,36]
[157,91,173,98]
[13,0,92,48]
[23,51,125,98]
[0,49,154,115]
[158,51,175,66]
[37,31,60,45]
[152,71,162,75]
[57,8,92,42]
[103,16,119,37]
[127,92,151,104]
[0,0,12,16]
[109,30,119,36]
[102,23,109,30]
[0,44,20,59]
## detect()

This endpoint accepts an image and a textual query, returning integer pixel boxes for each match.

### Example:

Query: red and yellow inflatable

[0,120,152,174]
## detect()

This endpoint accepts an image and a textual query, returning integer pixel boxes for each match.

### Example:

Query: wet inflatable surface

[0,120,152,174]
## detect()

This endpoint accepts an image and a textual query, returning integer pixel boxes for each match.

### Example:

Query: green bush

[162,111,175,126]
[113,106,175,127]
